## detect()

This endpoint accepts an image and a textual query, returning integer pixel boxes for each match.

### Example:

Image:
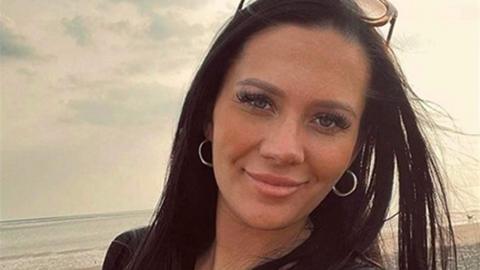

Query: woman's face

[207,24,370,230]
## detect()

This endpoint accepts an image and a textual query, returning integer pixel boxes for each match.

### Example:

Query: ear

[203,122,213,141]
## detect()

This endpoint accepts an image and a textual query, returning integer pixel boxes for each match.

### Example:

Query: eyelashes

[235,90,273,110]
[235,89,352,132]
[313,112,351,130]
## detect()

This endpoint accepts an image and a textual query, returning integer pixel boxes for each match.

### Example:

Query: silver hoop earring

[198,139,213,167]
[333,170,357,197]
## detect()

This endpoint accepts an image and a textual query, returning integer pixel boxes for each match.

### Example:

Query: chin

[238,206,306,231]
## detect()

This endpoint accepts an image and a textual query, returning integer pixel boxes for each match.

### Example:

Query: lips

[245,170,306,197]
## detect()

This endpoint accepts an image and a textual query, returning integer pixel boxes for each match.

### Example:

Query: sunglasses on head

[235,0,398,45]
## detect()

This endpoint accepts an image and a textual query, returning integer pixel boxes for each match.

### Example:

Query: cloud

[147,12,205,41]
[151,13,201,41]
[104,20,135,35]
[0,15,36,59]
[104,0,211,42]
[16,68,36,78]
[62,16,91,46]
[110,0,206,11]
[61,79,184,127]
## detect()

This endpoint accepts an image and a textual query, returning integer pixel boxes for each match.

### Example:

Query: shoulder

[102,226,149,270]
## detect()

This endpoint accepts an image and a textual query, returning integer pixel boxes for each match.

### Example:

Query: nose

[259,118,305,166]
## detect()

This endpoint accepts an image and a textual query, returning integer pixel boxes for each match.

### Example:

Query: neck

[195,197,312,270]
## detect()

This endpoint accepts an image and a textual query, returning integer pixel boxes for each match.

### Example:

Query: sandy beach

[379,221,480,249]
[454,222,480,246]
[379,222,480,269]
[1,212,478,270]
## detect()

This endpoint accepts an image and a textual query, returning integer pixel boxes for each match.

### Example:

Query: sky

[1,0,478,221]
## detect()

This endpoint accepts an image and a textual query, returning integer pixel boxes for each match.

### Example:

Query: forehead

[229,24,370,105]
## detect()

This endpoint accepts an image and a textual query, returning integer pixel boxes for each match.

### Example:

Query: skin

[197,24,370,270]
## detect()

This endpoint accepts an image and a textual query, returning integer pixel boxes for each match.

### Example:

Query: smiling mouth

[245,170,306,197]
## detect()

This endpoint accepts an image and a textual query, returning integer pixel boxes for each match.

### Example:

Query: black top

[103,227,147,270]
[102,227,382,270]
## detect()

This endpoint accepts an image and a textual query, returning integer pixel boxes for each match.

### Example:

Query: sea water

[0,210,151,270]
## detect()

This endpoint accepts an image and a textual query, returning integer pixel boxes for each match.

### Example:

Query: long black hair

[126,0,457,269]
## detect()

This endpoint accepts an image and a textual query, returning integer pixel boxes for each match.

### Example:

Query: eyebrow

[237,78,358,118]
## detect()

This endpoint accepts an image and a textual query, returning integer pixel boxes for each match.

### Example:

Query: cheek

[296,140,356,212]
[211,107,258,180]
[310,134,357,175]
[212,103,268,165]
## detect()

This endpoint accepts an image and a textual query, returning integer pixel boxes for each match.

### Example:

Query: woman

[103,0,458,269]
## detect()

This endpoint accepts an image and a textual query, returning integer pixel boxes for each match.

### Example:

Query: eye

[235,90,273,111]
[317,115,335,128]
[313,112,351,132]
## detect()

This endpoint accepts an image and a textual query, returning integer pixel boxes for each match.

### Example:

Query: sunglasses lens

[354,0,388,20]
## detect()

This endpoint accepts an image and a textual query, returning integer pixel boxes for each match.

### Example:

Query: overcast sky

[1,0,478,221]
